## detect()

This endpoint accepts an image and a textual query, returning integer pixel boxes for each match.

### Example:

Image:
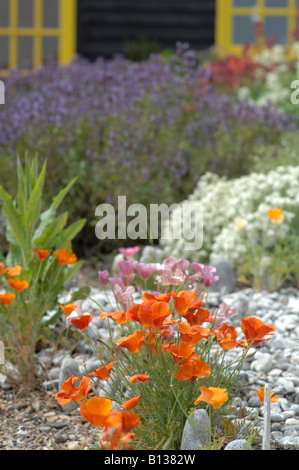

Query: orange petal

[80,397,114,427]
[7,278,29,292]
[0,292,16,306]
[6,265,23,277]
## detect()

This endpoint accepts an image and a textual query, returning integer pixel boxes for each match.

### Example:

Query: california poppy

[0,263,8,275]
[60,303,77,317]
[129,374,149,384]
[7,278,29,292]
[33,249,50,261]
[174,354,211,381]
[100,428,136,450]
[80,396,114,427]
[215,323,242,350]
[163,341,195,365]
[52,375,91,406]
[178,321,212,346]
[127,299,171,330]
[115,330,145,354]
[90,361,114,381]
[121,395,142,410]
[255,386,279,404]
[53,249,77,265]
[6,265,23,277]
[99,309,127,325]
[70,314,93,331]
[171,291,198,315]
[267,208,284,224]
[194,386,228,409]
[241,316,275,347]
[0,292,16,306]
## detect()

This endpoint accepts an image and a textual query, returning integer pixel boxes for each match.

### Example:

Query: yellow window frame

[216,0,298,55]
[0,0,76,71]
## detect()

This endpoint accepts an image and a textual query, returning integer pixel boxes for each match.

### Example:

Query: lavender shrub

[0,45,294,251]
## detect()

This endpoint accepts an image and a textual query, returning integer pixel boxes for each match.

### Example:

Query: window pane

[234,0,256,6]
[265,0,288,7]
[42,37,58,62]
[0,36,9,68]
[233,16,255,44]
[18,0,34,28]
[0,0,9,27]
[264,16,288,44]
[18,36,33,68]
[43,0,59,28]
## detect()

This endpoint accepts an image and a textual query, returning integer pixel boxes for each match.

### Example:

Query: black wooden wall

[77,0,216,60]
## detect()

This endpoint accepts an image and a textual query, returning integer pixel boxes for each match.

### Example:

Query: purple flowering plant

[0,45,294,252]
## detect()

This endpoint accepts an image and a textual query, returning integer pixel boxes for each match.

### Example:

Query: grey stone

[208,258,236,295]
[224,439,252,450]
[180,409,210,450]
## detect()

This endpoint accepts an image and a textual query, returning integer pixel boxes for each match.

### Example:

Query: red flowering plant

[53,250,276,450]
[0,156,86,389]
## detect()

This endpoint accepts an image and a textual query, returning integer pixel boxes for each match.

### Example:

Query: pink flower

[98,270,109,287]
[203,266,219,288]
[135,263,157,281]
[114,285,135,308]
[118,259,136,277]
[211,303,236,327]
[118,246,140,258]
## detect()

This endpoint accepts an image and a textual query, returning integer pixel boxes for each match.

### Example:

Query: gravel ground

[0,388,98,450]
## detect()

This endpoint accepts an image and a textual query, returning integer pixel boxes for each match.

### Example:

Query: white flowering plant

[160,165,299,290]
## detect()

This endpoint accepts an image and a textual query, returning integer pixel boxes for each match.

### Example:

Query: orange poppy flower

[194,386,228,409]
[178,321,212,346]
[0,263,8,275]
[127,300,171,330]
[241,316,276,347]
[80,397,114,427]
[129,374,149,384]
[174,354,211,381]
[0,292,16,306]
[70,314,93,331]
[52,375,91,406]
[53,249,77,265]
[60,303,77,317]
[255,386,279,404]
[7,278,29,292]
[100,428,136,450]
[6,265,23,277]
[163,341,195,365]
[115,330,145,354]
[142,291,173,303]
[33,249,50,261]
[215,323,242,350]
[171,291,198,315]
[267,208,284,224]
[121,395,142,410]
[90,361,114,381]
[99,309,127,325]
[103,410,141,433]
[183,307,213,327]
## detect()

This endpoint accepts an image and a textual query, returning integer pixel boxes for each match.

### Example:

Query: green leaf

[63,260,84,285]
[0,185,31,260]
[25,159,47,235]
[57,218,86,248]
[33,212,68,249]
